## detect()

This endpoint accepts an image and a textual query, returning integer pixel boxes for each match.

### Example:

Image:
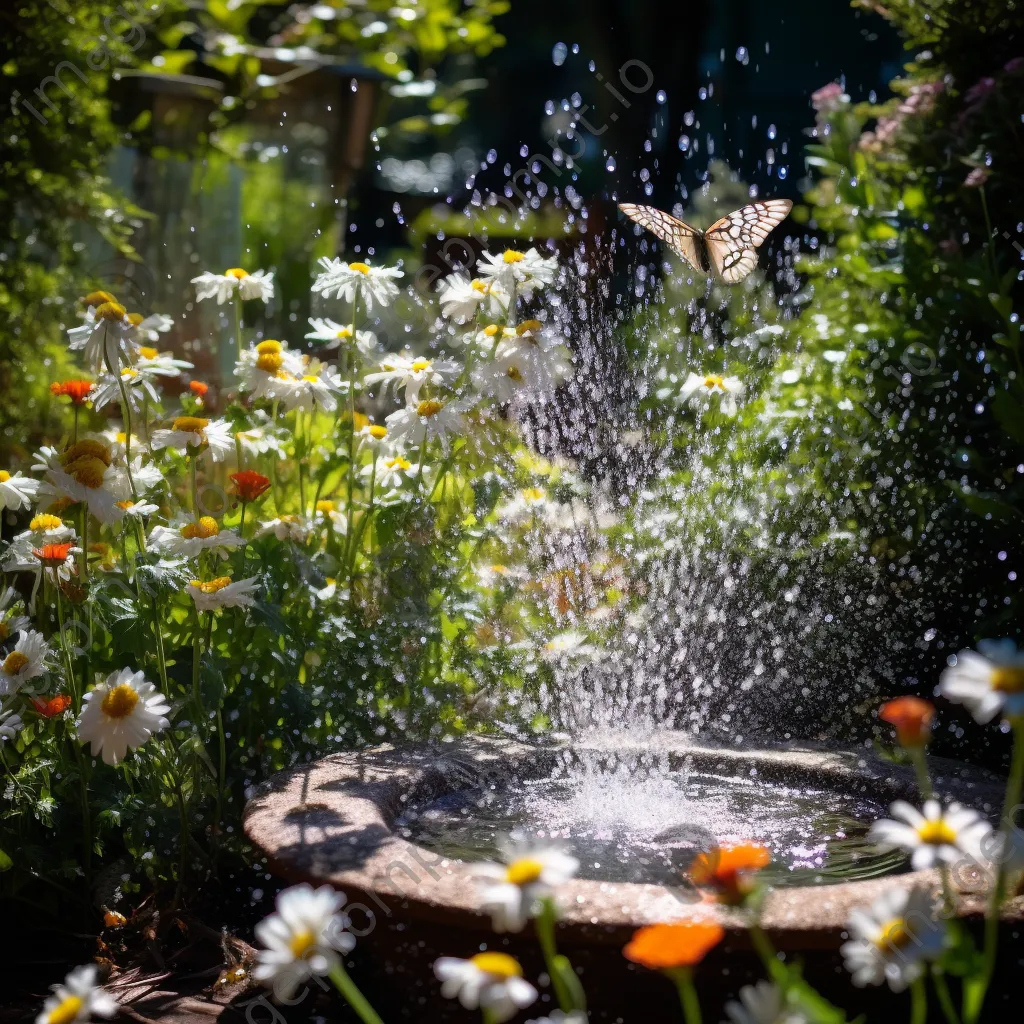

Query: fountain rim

[243,732,1020,949]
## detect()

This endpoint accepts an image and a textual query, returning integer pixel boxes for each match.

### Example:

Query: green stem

[968,717,1024,1022]
[106,348,139,500]
[151,596,169,692]
[190,457,199,515]
[909,746,934,801]
[234,294,243,360]
[911,975,927,1024]
[672,967,702,1024]
[932,968,962,1024]
[327,963,384,1024]
[297,411,308,515]
[214,707,226,850]
[535,899,574,1012]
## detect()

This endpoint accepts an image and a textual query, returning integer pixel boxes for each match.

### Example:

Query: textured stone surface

[243,734,1020,952]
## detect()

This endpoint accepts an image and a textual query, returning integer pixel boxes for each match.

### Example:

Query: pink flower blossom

[963,167,990,188]
[811,82,849,114]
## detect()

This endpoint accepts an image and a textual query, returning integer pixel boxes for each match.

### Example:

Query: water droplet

[678,135,690,151]
[778,166,788,179]
[605,156,617,172]
[552,42,568,66]
[656,90,667,104]
[767,124,777,140]
[735,46,749,65]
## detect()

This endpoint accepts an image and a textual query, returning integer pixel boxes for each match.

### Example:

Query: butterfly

[618,199,793,284]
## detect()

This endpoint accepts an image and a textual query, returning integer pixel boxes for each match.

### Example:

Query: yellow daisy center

[348,262,371,274]
[100,683,140,720]
[64,456,108,489]
[171,416,209,433]
[335,327,353,339]
[121,368,138,379]
[61,440,111,467]
[523,487,546,502]
[46,995,84,1024]
[506,858,544,885]
[502,250,526,264]
[116,501,136,510]
[190,576,232,594]
[876,917,913,951]
[0,471,9,483]
[704,374,726,389]
[95,301,127,322]
[386,456,412,471]
[83,290,116,307]
[917,819,957,845]
[257,352,283,373]
[471,279,490,293]
[225,267,249,279]
[411,358,432,372]
[31,514,64,532]
[181,516,220,540]
[3,651,30,675]
[470,952,523,978]
[138,346,159,360]
[316,500,336,514]
[302,374,319,383]
[417,400,443,418]
[368,425,387,440]
[289,929,317,959]
[483,324,501,337]
[126,313,144,327]
[517,319,543,335]
[256,339,282,355]
[992,667,1024,693]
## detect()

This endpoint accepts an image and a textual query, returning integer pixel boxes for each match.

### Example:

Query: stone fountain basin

[243,733,1019,954]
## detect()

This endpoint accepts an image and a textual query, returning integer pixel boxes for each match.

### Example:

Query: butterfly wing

[704,199,793,283]
[618,203,705,276]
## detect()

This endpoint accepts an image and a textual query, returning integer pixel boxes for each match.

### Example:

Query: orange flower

[33,542,74,567]
[189,380,209,397]
[50,380,95,405]
[879,696,935,747]
[623,921,724,970]
[689,844,771,903]
[103,910,127,928]
[230,470,271,503]
[31,694,72,718]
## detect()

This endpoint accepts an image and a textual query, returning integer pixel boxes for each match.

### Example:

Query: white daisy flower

[253,883,356,1001]
[680,371,746,417]
[840,887,946,991]
[32,442,127,525]
[474,343,569,403]
[0,469,40,511]
[76,668,171,766]
[127,314,175,346]
[149,517,244,561]
[476,247,558,300]
[364,353,460,402]
[305,318,378,356]
[312,257,404,310]
[35,964,118,1024]
[236,413,288,459]
[869,799,990,870]
[2,515,78,584]
[437,273,510,320]
[0,706,23,743]
[724,981,809,1024]
[0,631,48,696]
[0,588,30,643]
[276,359,345,414]
[150,416,235,462]
[186,575,260,612]
[473,844,579,933]
[313,501,348,534]
[134,344,192,376]
[192,268,274,304]
[67,301,136,371]
[115,498,161,518]
[357,422,391,451]
[369,453,421,488]
[541,631,596,663]
[257,516,313,543]
[939,640,1024,724]
[90,367,162,414]
[385,399,468,446]
[235,340,306,401]
[316,577,349,601]
[496,486,550,524]
[435,953,537,1022]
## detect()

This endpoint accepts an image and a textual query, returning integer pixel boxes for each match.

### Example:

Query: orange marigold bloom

[689,844,771,903]
[189,380,209,397]
[623,921,724,970]
[230,470,271,503]
[50,380,95,405]
[31,694,72,718]
[879,696,935,747]
[103,910,128,928]
[33,542,74,566]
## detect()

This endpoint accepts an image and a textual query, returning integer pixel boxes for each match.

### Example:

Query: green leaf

[0,849,12,871]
